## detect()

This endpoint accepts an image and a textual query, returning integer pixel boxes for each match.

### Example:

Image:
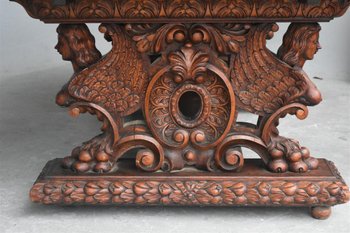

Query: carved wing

[68,24,149,117]
[230,24,308,116]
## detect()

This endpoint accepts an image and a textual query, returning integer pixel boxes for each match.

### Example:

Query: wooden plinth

[30,158,349,219]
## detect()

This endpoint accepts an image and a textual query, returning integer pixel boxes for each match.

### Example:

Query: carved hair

[277,23,321,67]
[57,24,102,69]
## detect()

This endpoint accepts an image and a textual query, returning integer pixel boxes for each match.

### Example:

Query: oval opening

[178,91,202,121]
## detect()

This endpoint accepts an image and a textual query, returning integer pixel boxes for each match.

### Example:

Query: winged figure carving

[67,24,149,118]
[231,23,322,116]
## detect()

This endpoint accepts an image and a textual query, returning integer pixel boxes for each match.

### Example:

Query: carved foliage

[168,47,209,82]
[126,23,250,55]
[126,23,187,53]
[255,0,298,17]
[31,179,350,206]
[13,0,350,21]
[164,0,206,17]
[72,0,116,18]
[210,0,254,18]
[119,0,161,18]
[301,0,345,17]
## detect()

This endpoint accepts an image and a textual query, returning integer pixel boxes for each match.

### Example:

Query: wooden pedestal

[30,158,349,219]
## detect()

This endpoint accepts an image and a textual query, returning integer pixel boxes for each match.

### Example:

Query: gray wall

[1,1,349,79]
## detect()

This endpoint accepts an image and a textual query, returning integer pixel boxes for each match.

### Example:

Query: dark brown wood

[30,158,349,219]
[9,0,350,219]
[52,22,325,174]
[11,0,350,23]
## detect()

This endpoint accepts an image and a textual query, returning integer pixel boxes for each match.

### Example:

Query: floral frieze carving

[12,0,350,23]
[31,179,350,206]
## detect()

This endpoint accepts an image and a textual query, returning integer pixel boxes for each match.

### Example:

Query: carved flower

[294,189,309,204]
[206,183,223,196]
[231,182,246,196]
[109,182,125,195]
[133,182,150,195]
[159,183,173,196]
[246,189,261,203]
[160,196,172,205]
[305,184,320,196]
[94,192,112,203]
[235,195,247,205]
[281,182,297,196]
[281,196,294,205]
[259,196,271,204]
[70,191,85,203]
[62,182,75,195]
[326,183,340,196]
[84,182,100,196]
[307,196,319,205]
[257,182,271,196]
[210,196,223,204]
[270,188,286,203]
[43,183,56,195]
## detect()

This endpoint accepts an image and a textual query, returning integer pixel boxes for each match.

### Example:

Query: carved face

[55,34,72,61]
[303,33,321,60]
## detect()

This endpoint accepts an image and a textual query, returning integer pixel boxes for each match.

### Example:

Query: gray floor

[0,66,349,233]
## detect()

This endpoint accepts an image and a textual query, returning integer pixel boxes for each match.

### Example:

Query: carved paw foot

[62,134,114,173]
[267,136,318,173]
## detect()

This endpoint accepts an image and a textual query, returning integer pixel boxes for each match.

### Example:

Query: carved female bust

[55,24,102,106]
[277,23,322,106]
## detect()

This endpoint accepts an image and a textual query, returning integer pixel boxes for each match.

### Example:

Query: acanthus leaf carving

[168,46,209,82]
[12,0,350,22]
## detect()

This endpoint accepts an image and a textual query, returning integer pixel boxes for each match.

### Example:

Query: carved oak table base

[11,0,350,219]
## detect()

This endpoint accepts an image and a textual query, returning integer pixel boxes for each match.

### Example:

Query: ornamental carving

[12,0,350,22]
[146,71,232,148]
[31,179,350,206]
[51,21,328,174]
[10,0,350,219]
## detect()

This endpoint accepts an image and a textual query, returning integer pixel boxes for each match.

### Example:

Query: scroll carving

[230,22,323,173]
[49,16,330,175]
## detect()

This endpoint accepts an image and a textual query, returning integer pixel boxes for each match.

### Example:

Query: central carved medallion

[145,60,235,151]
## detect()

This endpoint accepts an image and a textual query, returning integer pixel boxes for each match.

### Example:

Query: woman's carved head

[55,24,102,70]
[277,23,321,67]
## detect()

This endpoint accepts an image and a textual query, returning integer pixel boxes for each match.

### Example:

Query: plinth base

[30,158,349,219]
